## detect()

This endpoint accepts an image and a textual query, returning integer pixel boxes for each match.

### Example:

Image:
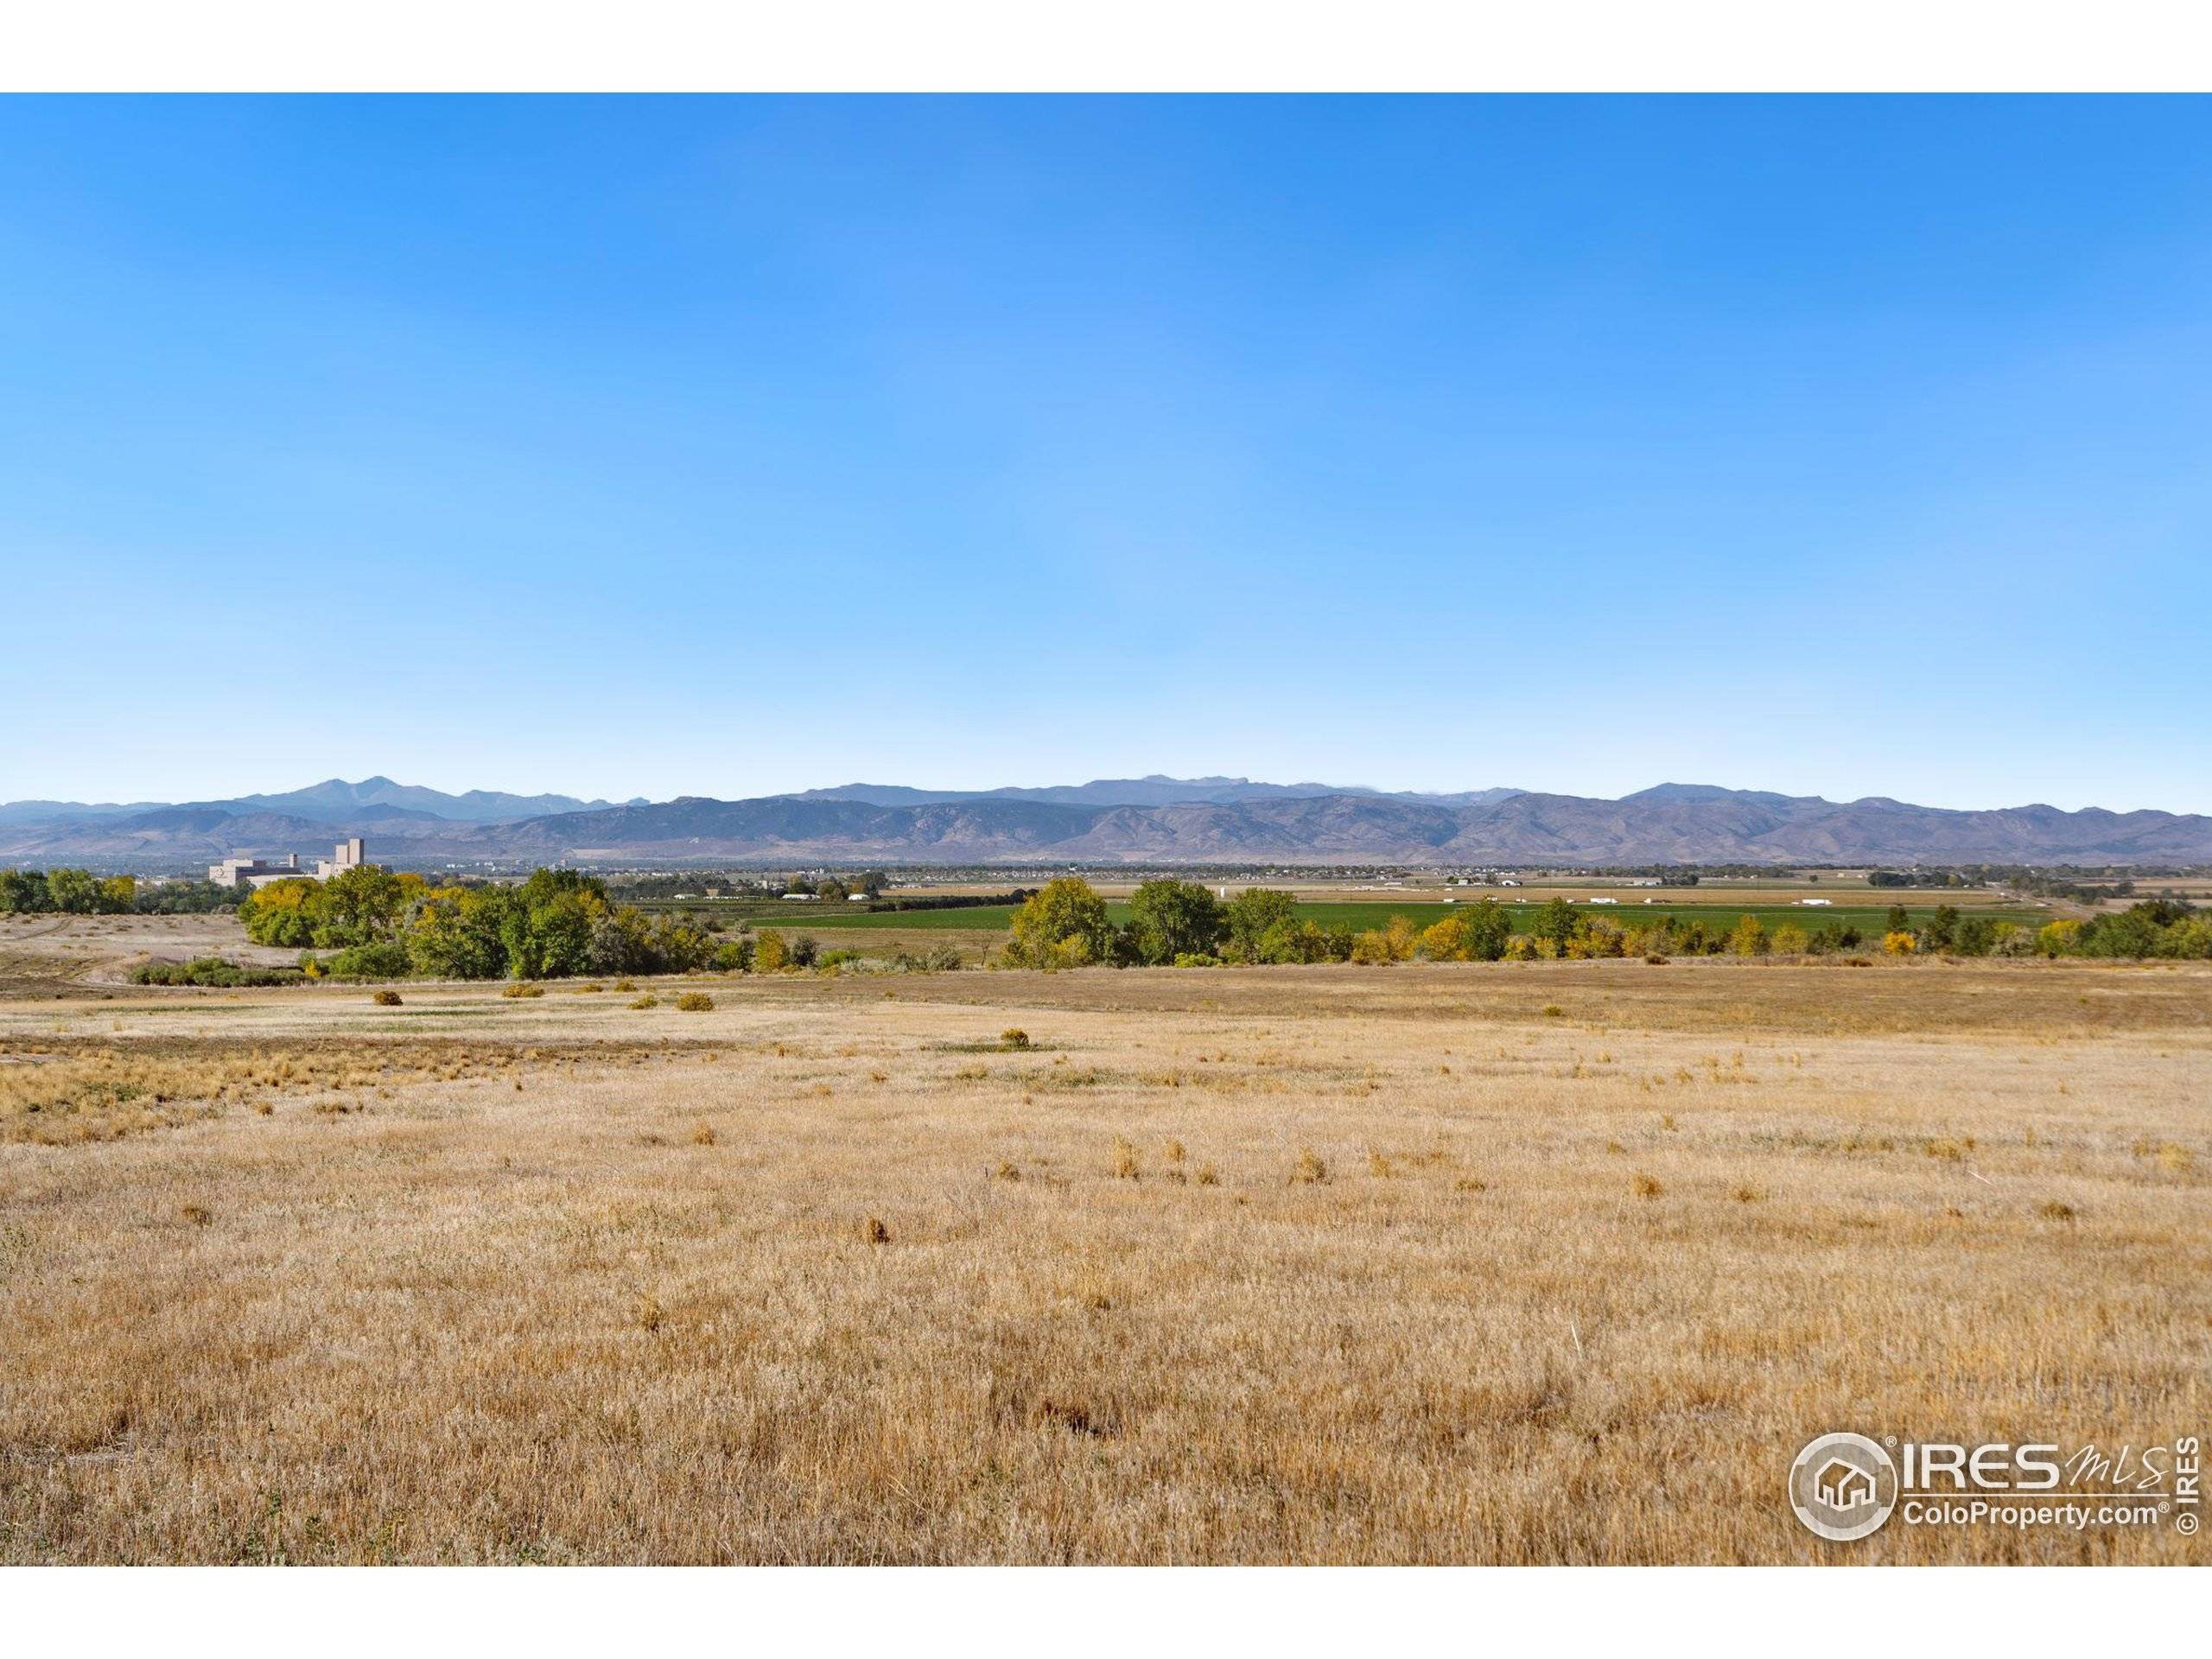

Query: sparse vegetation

[0,945,2202,1563]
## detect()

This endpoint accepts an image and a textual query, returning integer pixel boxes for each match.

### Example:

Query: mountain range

[3,776,2209,870]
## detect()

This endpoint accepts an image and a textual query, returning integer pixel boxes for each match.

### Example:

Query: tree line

[994,880,2212,969]
[240,868,741,980]
[0,869,241,915]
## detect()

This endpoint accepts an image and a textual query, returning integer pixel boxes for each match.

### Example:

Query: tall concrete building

[316,838,366,880]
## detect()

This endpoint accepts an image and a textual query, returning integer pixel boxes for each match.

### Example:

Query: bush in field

[319,940,413,981]
[1770,924,1809,957]
[1567,918,1625,959]
[129,957,304,988]
[753,929,790,973]
[1420,915,1471,961]
[1349,929,1395,965]
[1882,931,1917,956]
[372,988,404,1007]
[1255,918,1351,964]
[674,991,714,1012]
[2036,919,2082,957]
[1730,915,1769,957]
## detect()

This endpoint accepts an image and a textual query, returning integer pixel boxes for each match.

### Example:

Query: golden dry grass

[1,956,2206,1563]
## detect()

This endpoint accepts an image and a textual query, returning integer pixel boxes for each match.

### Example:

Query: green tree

[1004,877,1112,969]
[1535,896,1577,955]
[45,868,99,914]
[1885,904,1910,936]
[1224,887,1298,961]
[0,869,49,913]
[1460,898,1512,961]
[407,887,511,979]
[1127,879,1226,965]
[1923,905,1960,953]
[318,864,410,945]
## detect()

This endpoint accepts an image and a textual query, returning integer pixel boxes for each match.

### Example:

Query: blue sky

[3,97,2207,812]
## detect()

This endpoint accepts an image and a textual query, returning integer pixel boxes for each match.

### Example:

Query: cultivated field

[1,930,2206,1563]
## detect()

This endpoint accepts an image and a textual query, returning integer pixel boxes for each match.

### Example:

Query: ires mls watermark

[1789,1432,2202,1542]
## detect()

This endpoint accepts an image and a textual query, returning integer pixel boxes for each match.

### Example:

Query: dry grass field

[1,938,2206,1563]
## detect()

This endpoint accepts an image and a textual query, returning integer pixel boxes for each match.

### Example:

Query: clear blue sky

[3,97,2207,812]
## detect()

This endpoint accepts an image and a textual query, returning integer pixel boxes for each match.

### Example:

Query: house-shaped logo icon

[1815,1457,1877,1512]
[1790,1432,1899,1541]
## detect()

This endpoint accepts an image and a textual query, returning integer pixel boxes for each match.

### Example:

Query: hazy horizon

[3,99,2207,812]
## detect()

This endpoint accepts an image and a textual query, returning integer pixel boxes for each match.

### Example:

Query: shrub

[1291,1147,1328,1185]
[1881,931,1917,957]
[129,957,304,988]
[501,982,545,999]
[630,994,659,1009]
[675,991,714,1012]
[321,940,414,981]
[1349,929,1395,965]
[1000,1028,1032,1050]
[1632,1173,1664,1199]
[371,989,404,1007]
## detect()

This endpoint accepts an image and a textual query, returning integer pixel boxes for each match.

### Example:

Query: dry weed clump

[630,995,659,1009]
[1291,1147,1329,1184]
[370,988,403,1007]
[674,992,715,1013]
[501,982,544,1000]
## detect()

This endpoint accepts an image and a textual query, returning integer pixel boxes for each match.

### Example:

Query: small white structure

[847,893,870,902]
[1586,897,1618,906]
[1797,897,1834,907]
